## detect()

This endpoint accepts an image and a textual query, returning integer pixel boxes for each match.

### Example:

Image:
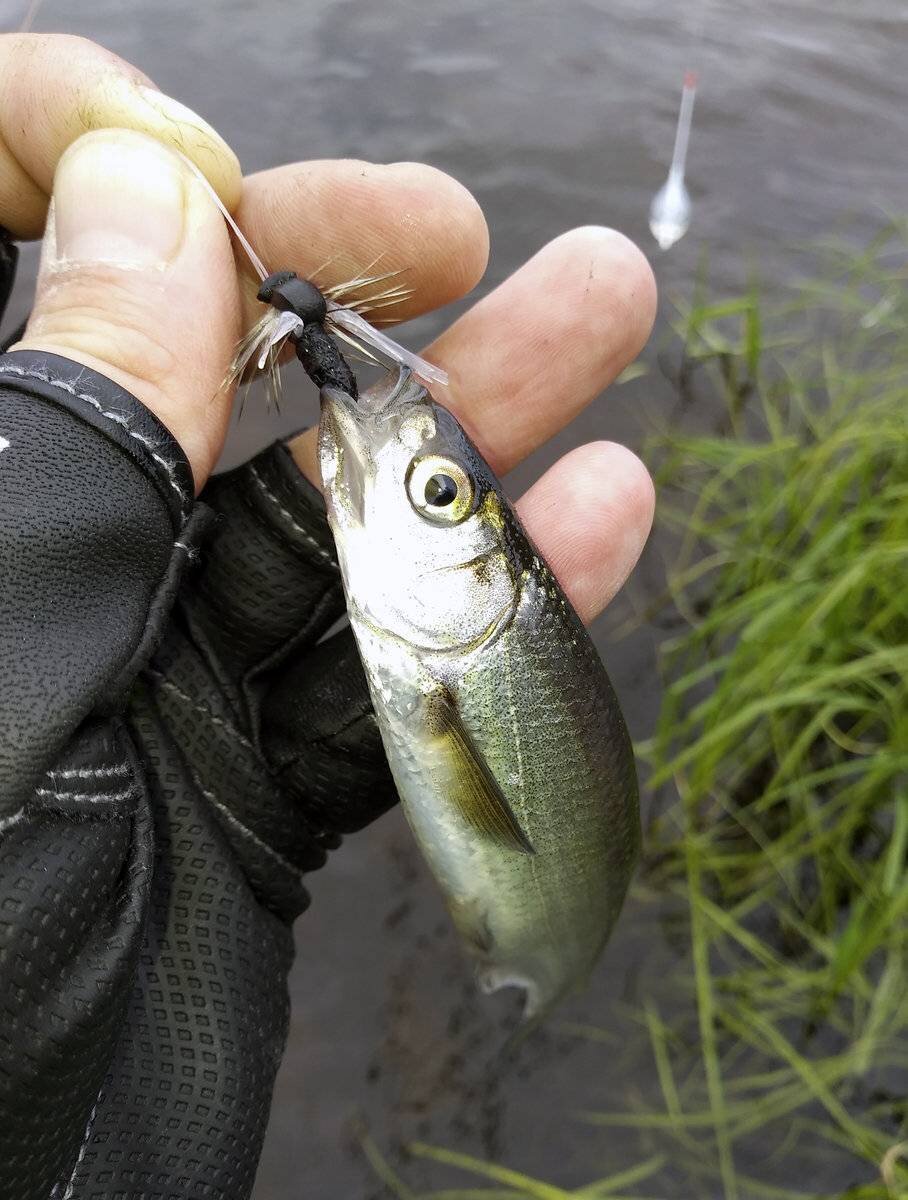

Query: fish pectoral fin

[424,688,535,856]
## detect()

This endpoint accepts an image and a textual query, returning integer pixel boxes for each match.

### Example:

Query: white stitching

[60,1089,102,1200]
[0,787,133,843]
[153,677,255,750]
[0,363,188,514]
[0,807,25,836]
[50,764,130,781]
[195,779,303,882]
[246,462,338,569]
[34,786,136,805]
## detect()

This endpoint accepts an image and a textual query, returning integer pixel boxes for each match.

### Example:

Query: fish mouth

[360,365,428,415]
[318,370,430,526]
[319,386,370,527]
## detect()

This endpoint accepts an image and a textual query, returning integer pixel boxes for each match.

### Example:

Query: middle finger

[291,224,656,484]
[236,159,489,323]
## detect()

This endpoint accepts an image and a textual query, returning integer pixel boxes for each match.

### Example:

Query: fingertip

[0,33,241,236]
[384,161,490,296]
[543,225,658,363]
[237,157,487,320]
[423,226,656,472]
[588,438,656,535]
[133,86,242,210]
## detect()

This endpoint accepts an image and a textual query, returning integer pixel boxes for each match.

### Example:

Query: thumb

[13,129,242,490]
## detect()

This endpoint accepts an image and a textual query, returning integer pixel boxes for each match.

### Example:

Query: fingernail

[52,131,186,269]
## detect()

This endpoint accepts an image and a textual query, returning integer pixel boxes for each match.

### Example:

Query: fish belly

[355,575,640,1019]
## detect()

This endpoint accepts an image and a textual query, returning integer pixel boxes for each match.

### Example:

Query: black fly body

[256,270,359,398]
[228,261,447,411]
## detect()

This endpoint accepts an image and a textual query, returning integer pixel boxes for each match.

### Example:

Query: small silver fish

[319,369,640,1019]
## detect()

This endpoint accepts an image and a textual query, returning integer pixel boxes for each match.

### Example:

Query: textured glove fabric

[0,229,17,333]
[0,345,397,1200]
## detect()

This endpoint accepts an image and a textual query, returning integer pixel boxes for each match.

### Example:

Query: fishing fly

[228,264,448,410]
[180,160,448,406]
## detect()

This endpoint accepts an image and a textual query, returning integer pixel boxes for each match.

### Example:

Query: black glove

[0,338,397,1200]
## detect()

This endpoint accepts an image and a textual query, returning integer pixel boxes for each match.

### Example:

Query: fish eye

[406,455,474,524]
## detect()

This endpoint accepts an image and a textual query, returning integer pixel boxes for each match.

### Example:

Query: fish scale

[319,369,640,1021]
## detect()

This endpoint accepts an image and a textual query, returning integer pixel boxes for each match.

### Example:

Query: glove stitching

[149,674,256,752]
[0,784,137,839]
[49,765,130,781]
[0,807,25,837]
[34,785,136,805]
[192,774,304,883]
[246,462,338,570]
[52,1087,102,1200]
[0,362,189,518]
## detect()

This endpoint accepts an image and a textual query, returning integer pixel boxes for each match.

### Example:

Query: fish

[319,368,641,1019]
[201,154,641,1017]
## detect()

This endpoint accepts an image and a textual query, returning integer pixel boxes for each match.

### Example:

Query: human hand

[0,32,655,1200]
[2,32,655,603]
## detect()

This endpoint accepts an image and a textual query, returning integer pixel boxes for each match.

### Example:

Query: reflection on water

[2,1,906,1195]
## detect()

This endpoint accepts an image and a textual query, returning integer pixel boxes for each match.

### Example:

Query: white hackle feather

[256,310,304,370]
[225,309,297,412]
[327,304,449,388]
[228,311,287,382]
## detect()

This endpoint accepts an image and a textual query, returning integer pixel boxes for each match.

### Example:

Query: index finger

[235,159,489,324]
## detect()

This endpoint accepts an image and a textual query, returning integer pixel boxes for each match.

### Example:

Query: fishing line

[17,0,44,31]
[178,156,269,281]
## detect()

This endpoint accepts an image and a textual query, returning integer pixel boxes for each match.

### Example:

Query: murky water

[3,1,907,1195]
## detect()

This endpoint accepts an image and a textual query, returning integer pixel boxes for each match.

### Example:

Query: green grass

[361,224,908,1200]
[616,223,908,1196]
